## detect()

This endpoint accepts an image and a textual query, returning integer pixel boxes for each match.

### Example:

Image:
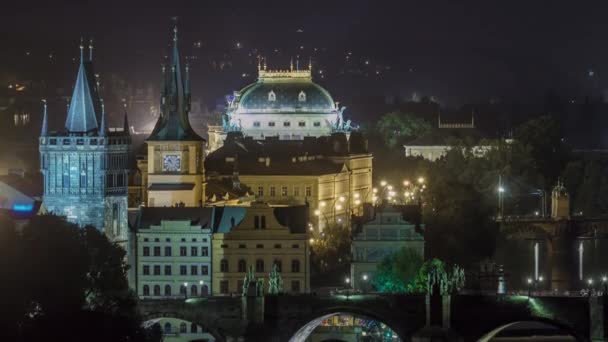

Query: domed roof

[234,69,336,114]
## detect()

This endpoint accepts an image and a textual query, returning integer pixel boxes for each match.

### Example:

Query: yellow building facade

[211,203,310,295]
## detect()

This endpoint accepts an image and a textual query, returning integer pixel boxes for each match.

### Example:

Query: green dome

[236,79,336,113]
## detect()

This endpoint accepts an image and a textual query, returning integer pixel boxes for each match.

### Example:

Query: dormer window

[298,91,306,102]
[268,90,276,102]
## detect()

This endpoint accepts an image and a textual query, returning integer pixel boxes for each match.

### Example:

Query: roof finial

[41,99,48,136]
[89,38,94,61]
[308,56,312,71]
[172,16,178,43]
[99,99,107,136]
[263,57,267,71]
[122,99,130,135]
[258,55,261,72]
[290,57,294,71]
[79,37,84,62]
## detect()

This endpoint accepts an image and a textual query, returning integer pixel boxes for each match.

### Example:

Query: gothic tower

[145,24,206,207]
[39,40,130,244]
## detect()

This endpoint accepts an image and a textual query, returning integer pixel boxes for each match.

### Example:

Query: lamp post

[199,280,204,297]
[362,274,369,294]
[345,277,351,300]
[184,282,188,300]
[527,277,533,299]
[588,278,594,297]
[602,276,607,295]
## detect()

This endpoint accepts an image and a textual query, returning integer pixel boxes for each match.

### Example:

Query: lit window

[270,186,276,197]
[268,121,275,127]
[313,122,321,127]
[220,259,229,272]
[257,186,264,196]
[305,186,312,197]
[294,186,300,197]
[281,186,288,196]
[268,90,276,102]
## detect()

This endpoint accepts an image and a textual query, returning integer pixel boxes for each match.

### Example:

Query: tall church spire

[122,101,130,135]
[64,39,99,134]
[40,99,48,136]
[147,22,203,142]
[99,99,107,136]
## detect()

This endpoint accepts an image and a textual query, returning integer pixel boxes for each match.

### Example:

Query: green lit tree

[372,247,423,293]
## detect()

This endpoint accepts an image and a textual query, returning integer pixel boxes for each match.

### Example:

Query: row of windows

[257,185,312,197]
[142,246,209,257]
[161,321,200,335]
[142,264,209,276]
[221,243,300,249]
[253,121,322,128]
[48,138,129,146]
[143,237,208,243]
[219,259,300,273]
[142,284,209,297]
[219,279,300,294]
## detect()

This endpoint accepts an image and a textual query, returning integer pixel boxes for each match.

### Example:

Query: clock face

[163,154,181,172]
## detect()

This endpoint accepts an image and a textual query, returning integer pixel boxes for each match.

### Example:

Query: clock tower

[145,24,206,207]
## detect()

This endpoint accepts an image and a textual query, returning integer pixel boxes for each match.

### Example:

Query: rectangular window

[257,186,264,196]
[261,216,266,229]
[191,265,198,275]
[305,186,312,197]
[76,139,84,145]
[283,121,291,127]
[254,215,260,229]
[274,244,282,249]
[143,265,150,275]
[164,265,171,275]
[256,244,264,249]
[63,174,70,188]
[281,186,288,196]
[90,139,97,145]
[202,247,209,256]
[292,244,299,249]
[220,280,229,294]
[239,244,246,249]
[313,122,321,127]
[291,280,301,293]
[180,246,187,256]
[180,265,187,275]
[153,246,161,257]
[298,121,306,127]
[165,246,172,256]
[253,121,261,127]
[268,122,275,127]
[221,244,228,248]
[143,246,150,256]
[202,265,209,275]
[270,186,276,197]
[153,265,161,275]
[191,246,198,256]
[294,186,300,197]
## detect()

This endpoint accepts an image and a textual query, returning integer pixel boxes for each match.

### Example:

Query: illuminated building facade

[39,42,130,243]
[207,61,354,153]
[140,26,206,208]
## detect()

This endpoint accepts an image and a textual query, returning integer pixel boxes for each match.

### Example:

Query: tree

[373,247,423,293]
[311,222,351,272]
[376,111,431,149]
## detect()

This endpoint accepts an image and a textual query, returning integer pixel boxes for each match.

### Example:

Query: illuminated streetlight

[335,204,343,210]
[603,276,607,283]
[309,238,315,244]
[588,278,594,285]
[405,192,410,197]
[418,177,425,184]
[373,188,378,193]
[538,276,543,282]
[362,274,368,281]
[314,209,320,216]
[380,180,387,187]
[339,196,345,202]
[320,201,326,207]
[354,199,361,205]
[387,185,393,190]
[354,193,360,199]
[345,277,350,284]
[527,278,532,284]
[403,180,410,186]
[498,186,505,193]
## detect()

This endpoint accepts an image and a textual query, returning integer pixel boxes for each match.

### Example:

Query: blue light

[13,203,34,212]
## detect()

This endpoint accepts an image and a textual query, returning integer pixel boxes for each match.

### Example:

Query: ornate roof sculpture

[147,24,204,142]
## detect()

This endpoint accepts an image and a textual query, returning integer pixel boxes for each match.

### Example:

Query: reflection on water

[307,314,401,342]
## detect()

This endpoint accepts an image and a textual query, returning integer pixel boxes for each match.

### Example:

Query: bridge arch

[287,305,419,342]
[142,314,220,341]
[478,318,585,342]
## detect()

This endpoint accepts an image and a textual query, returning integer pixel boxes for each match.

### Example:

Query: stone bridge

[138,293,608,341]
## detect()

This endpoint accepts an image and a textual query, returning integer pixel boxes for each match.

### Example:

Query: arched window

[112,203,119,237]
[268,90,276,102]
[153,285,161,296]
[191,285,198,296]
[180,285,187,295]
[164,322,172,334]
[179,322,187,333]
[238,259,247,273]
[220,259,229,272]
[191,322,197,333]
[298,90,306,102]
[164,285,171,296]
[201,284,209,296]
[256,259,264,273]
[274,259,282,272]
[292,259,300,273]
[143,285,150,296]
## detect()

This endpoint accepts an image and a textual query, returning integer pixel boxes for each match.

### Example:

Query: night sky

[2,1,608,115]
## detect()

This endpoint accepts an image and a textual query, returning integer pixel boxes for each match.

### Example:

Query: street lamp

[362,274,369,294]
[345,277,351,300]
[380,180,387,187]
[184,282,188,299]
[418,177,425,184]
[403,180,410,186]
[527,277,533,298]
[602,276,607,294]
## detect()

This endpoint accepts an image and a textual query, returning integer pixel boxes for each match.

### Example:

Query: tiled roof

[136,207,214,229]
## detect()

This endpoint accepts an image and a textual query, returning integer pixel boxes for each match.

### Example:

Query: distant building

[38,42,130,244]
[205,131,372,231]
[212,203,310,295]
[132,207,213,299]
[138,26,206,208]
[403,113,499,161]
[350,205,424,290]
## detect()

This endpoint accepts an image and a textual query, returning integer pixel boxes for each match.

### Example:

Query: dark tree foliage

[311,222,351,274]
[0,214,154,341]
[376,111,432,149]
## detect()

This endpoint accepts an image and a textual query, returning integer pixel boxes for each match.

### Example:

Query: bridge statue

[268,264,283,295]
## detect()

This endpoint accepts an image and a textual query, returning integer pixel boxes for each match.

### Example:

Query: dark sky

[2,0,608,108]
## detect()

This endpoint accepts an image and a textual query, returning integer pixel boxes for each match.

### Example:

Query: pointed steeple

[40,99,48,136]
[99,99,106,136]
[89,38,94,61]
[64,39,99,134]
[147,22,203,142]
[122,101,130,135]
